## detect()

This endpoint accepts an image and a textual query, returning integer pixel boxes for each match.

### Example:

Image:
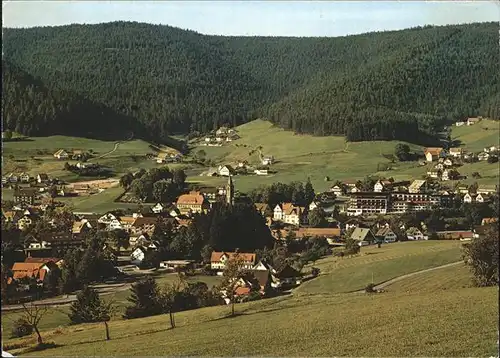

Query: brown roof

[24,257,62,264]
[424,147,443,156]
[280,203,304,216]
[436,231,474,240]
[131,217,157,228]
[375,227,395,237]
[11,262,48,281]
[235,286,251,296]
[449,147,462,153]
[120,216,137,224]
[177,191,205,205]
[210,251,256,263]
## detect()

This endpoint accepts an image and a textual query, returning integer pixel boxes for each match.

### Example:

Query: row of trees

[120,167,187,203]
[248,179,316,208]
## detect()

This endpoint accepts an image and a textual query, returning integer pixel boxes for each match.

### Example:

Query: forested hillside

[2,60,141,139]
[2,21,499,143]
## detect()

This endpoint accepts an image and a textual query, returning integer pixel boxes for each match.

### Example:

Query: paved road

[2,282,132,311]
[357,261,463,292]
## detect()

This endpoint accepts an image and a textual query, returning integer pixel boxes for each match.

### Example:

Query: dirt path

[92,142,120,160]
[357,261,463,292]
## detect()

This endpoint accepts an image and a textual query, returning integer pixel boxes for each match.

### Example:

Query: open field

[4,278,497,357]
[296,241,462,294]
[2,136,159,181]
[188,119,500,192]
[1,273,222,341]
[385,263,474,293]
[4,241,496,357]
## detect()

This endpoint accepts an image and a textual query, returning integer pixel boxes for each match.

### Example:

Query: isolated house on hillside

[53,149,69,160]
[424,147,444,162]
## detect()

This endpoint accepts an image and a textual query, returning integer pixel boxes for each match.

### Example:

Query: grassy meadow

[4,240,497,357]
[188,119,500,193]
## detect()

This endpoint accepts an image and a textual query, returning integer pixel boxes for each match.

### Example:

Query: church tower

[226,175,234,205]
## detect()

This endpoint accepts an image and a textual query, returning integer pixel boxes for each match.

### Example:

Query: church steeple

[226,175,234,205]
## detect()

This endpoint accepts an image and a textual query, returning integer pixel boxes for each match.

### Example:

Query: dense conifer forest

[2,21,499,143]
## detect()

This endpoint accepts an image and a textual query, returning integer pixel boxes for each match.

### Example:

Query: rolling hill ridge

[2,21,499,143]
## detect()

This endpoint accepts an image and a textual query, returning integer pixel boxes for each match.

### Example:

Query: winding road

[2,262,464,311]
[355,261,463,293]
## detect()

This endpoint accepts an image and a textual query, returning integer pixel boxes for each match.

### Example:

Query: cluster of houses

[210,251,302,301]
[326,177,498,217]
[203,127,240,146]
[454,117,483,126]
[7,257,64,291]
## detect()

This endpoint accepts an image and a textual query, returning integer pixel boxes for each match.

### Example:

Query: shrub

[365,283,377,293]
[311,267,320,277]
[11,318,33,338]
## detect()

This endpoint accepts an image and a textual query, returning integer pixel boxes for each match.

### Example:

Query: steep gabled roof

[210,251,256,263]
[177,191,206,205]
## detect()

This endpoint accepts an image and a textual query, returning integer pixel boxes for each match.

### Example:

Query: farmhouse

[273,203,306,226]
[24,257,64,268]
[53,149,69,160]
[294,227,341,243]
[254,169,269,175]
[463,193,473,203]
[37,173,49,184]
[466,117,481,125]
[477,152,489,161]
[477,185,498,195]
[406,227,427,241]
[448,148,463,158]
[130,246,148,266]
[424,147,444,162]
[408,180,426,194]
[151,203,166,214]
[373,181,385,192]
[374,227,398,243]
[350,227,376,243]
[176,191,210,215]
[261,156,274,166]
[130,217,157,237]
[435,230,474,240]
[210,251,256,272]
[218,165,236,177]
[72,219,92,237]
[329,185,344,196]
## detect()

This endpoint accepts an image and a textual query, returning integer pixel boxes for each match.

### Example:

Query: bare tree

[21,303,49,345]
[161,273,187,329]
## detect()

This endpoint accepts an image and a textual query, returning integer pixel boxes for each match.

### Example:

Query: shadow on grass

[19,341,62,355]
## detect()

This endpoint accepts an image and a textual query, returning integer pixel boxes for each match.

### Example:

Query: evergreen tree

[304,178,315,206]
[123,277,164,319]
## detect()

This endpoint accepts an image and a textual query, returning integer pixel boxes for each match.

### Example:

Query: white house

[455,121,465,127]
[107,219,123,231]
[37,173,49,184]
[330,185,343,196]
[151,203,165,214]
[261,156,274,166]
[130,247,147,266]
[375,227,397,243]
[19,173,31,183]
[443,158,454,167]
[406,227,427,241]
[309,201,319,211]
[273,203,304,226]
[478,152,490,161]
[448,148,462,158]
[463,193,473,203]
[210,251,256,273]
[53,149,69,160]
[98,213,118,225]
[218,165,235,177]
[373,181,384,192]
[475,193,486,203]
[467,117,481,126]
[254,169,268,176]
[441,169,450,181]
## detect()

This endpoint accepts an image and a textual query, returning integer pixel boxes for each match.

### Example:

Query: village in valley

[1,9,499,355]
[1,113,499,317]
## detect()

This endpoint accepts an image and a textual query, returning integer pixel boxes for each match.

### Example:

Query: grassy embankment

[4,240,497,357]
